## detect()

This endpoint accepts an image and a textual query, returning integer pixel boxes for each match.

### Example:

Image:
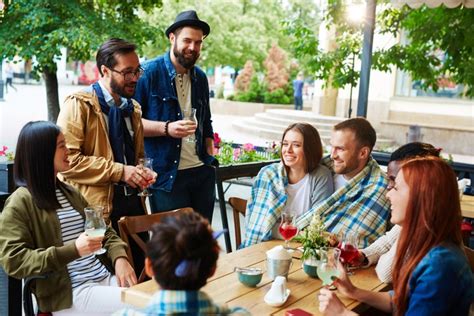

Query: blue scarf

[92,82,135,165]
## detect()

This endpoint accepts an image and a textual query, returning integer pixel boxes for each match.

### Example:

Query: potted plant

[294,216,336,278]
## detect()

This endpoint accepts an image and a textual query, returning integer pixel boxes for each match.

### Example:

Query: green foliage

[232,75,265,103]
[294,216,330,260]
[286,2,474,97]
[232,74,294,105]
[142,0,291,69]
[214,140,281,166]
[0,0,162,120]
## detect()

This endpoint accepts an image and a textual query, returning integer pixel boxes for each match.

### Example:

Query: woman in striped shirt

[0,121,136,314]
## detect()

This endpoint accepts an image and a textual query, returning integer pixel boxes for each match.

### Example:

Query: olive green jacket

[0,181,128,312]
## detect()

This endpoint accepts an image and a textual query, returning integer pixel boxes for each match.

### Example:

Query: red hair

[392,157,462,315]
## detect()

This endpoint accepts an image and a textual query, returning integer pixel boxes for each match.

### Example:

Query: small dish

[264,288,290,307]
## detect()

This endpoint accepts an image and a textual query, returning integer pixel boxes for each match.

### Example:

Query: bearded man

[134,10,217,220]
[58,38,156,278]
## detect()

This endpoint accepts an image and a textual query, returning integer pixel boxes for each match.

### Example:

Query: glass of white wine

[182,108,197,143]
[84,206,107,255]
[317,247,341,287]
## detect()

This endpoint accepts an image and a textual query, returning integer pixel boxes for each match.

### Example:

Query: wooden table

[461,194,474,219]
[122,240,389,315]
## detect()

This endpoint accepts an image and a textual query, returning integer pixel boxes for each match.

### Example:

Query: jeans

[148,165,216,221]
[109,186,148,277]
[294,96,303,110]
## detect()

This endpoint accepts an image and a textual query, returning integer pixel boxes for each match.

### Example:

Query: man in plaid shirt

[244,118,390,248]
[299,118,390,247]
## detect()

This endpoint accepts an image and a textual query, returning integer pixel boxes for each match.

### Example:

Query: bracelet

[164,120,170,137]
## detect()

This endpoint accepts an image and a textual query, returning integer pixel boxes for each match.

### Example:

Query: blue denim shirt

[134,52,216,191]
[402,244,474,315]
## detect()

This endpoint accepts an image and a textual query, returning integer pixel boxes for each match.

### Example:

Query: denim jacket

[134,51,216,191]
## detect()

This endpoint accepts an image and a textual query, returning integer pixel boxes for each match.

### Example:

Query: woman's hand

[75,232,104,256]
[332,261,358,299]
[318,288,356,316]
[115,257,137,287]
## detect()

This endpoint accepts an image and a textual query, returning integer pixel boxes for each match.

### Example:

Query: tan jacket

[57,87,145,222]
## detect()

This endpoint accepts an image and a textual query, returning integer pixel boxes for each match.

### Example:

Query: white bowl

[264,289,291,307]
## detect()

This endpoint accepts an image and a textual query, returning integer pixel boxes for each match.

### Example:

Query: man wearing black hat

[134,10,216,221]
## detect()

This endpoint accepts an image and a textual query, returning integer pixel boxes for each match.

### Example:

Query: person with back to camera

[0,121,135,315]
[115,211,250,315]
[243,123,334,247]
[318,157,474,316]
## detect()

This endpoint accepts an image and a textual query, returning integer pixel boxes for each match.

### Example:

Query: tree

[286,1,474,98]
[142,0,291,70]
[264,44,289,92]
[234,60,254,93]
[0,0,162,122]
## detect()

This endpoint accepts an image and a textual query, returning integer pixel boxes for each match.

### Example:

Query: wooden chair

[118,207,193,283]
[228,197,247,249]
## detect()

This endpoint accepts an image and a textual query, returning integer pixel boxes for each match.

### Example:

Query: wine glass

[84,206,107,255]
[279,212,298,250]
[337,230,359,275]
[182,108,197,143]
[137,157,153,197]
[317,247,341,287]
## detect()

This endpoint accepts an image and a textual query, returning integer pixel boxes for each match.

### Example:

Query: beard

[173,45,199,69]
[110,76,136,99]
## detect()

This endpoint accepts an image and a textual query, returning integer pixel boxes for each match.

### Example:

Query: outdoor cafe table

[121,240,389,315]
[461,194,474,219]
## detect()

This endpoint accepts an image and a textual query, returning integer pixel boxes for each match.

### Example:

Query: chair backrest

[118,207,193,283]
[23,274,51,316]
[228,197,247,249]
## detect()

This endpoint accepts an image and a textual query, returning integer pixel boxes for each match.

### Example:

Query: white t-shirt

[334,174,348,191]
[271,174,311,239]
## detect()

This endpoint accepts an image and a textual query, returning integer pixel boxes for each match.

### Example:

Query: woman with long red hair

[318,156,474,315]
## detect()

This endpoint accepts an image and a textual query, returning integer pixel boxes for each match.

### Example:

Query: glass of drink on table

[337,230,359,275]
[317,247,341,287]
[84,206,107,255]
[279,212,298,250]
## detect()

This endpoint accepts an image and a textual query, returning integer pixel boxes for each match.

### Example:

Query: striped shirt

[56,189,110,289]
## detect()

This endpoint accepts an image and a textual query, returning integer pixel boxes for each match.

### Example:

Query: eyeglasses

[109,66,144,81]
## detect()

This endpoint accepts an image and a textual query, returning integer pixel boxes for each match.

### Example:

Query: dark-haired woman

[243,123,334,247]
[0,121,136,314]
[318,157,474,315]
[115,211,250,315]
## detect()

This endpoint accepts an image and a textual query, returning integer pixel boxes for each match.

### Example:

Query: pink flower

[242,143,254,152]
[233,148,241,160]
[0,146,7,156]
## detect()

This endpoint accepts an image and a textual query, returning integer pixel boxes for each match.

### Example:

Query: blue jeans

[148,165,216,221]
[294,96,303,110]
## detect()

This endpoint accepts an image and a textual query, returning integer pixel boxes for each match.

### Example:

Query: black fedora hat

[165,10,210,38]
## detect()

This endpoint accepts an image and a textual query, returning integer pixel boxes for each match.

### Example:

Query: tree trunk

[43,69,60,123]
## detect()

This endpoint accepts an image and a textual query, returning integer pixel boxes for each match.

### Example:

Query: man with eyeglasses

[57,38,156,279]
[134,11,217,221]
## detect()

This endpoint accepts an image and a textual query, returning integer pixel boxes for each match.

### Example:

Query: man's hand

[168,120,197,138]
[114,257,137,287]
[122,165,149,188]
[75,232,104,256]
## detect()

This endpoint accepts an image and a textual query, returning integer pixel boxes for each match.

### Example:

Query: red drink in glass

[279,224,298,240]
[338,242,359,264]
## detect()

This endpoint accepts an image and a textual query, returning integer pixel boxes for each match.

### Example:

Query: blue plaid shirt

[243,162,333,248]
[296,156,391,248]
[114,290,250,316]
